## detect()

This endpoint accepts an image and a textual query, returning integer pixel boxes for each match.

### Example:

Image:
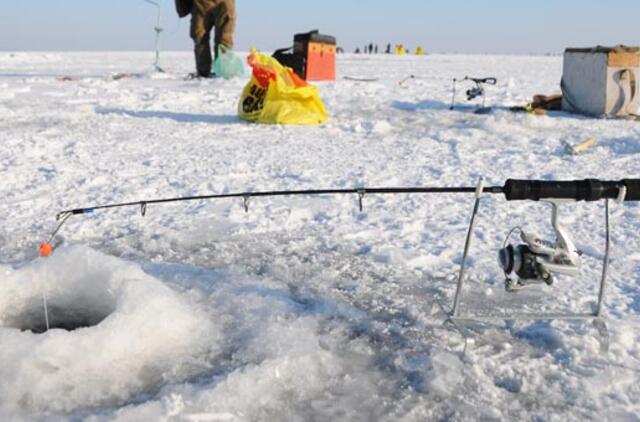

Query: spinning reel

[450,77,498,111]
[498,201,581,292]
[452,178,638,325]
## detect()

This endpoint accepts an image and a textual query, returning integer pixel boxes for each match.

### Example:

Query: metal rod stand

[452,177,485,317]
[450,198,619,355]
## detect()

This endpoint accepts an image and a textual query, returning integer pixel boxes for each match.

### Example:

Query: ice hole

[2,288,117,334]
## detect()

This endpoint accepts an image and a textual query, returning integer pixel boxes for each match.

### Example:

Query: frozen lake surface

[0,51,639,421]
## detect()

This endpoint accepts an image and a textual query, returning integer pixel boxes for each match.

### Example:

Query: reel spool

[498,201,581,292]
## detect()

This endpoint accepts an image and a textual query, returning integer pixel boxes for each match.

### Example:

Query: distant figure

[368,43,374,54]
[355,48,361,54]
[385,43,391,54]
[175,0,236,78]
[336,47,344,54]
[375,45,379,54]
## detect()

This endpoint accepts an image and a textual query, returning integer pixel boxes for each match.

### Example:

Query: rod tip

[39,242,54,258]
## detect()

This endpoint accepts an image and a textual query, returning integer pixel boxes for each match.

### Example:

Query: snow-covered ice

[0,51,639,421]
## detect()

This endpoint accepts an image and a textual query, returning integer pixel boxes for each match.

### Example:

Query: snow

[0,51,639,420]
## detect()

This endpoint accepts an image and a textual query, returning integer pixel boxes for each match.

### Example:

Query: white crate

[562,46,639,117]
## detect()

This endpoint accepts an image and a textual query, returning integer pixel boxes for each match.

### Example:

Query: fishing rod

[40,185,503,252]
[42,178,637,252]
[397,74,431,86]
[39,178,639,350]
[142,0,165,73]
[450,76,497,111]
[38,184,471,256]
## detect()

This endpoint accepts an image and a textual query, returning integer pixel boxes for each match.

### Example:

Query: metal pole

[450,79,457,110]
[595,199,611,317]
[452,177,485,317]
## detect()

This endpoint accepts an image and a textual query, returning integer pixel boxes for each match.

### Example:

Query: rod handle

[503,179,640,202]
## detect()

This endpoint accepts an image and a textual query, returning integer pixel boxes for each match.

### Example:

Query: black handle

[503,179,640,202]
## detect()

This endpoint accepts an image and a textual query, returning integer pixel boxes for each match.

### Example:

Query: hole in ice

[0,247,222,414]
[5,300,115,334]
[0,280,117,334]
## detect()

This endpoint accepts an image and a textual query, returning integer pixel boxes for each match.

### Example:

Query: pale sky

[0,0,638,54]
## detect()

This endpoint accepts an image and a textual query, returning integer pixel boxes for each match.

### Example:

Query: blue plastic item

[214,46,245,80]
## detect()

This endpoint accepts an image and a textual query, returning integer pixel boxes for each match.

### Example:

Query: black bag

[272,47,305,79]
[175,0,193,18]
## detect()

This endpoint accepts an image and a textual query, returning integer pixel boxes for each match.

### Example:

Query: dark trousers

[191,0,235,76]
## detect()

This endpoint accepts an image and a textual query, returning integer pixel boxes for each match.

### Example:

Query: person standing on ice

[175,0,236,78]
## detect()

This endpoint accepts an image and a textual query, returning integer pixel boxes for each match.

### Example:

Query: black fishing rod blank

[40,185,502,255]
[53,186,505,220]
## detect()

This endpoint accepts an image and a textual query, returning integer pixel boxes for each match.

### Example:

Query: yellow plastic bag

[238,52,328,125]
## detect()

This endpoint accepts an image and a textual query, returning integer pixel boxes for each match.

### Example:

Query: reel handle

[503,179,640,202]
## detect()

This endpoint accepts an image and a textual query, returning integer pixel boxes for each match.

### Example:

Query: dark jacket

[175,0,193,17]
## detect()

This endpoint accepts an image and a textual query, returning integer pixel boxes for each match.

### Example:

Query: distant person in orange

[175,0,236,78]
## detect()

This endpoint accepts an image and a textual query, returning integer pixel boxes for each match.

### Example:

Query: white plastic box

[562,46,639,117]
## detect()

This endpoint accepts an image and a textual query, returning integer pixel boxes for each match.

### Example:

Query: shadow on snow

[95,107,242,125]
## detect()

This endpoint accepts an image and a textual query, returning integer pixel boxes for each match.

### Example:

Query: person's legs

[213,0,235,59]
[190,10,214,76]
